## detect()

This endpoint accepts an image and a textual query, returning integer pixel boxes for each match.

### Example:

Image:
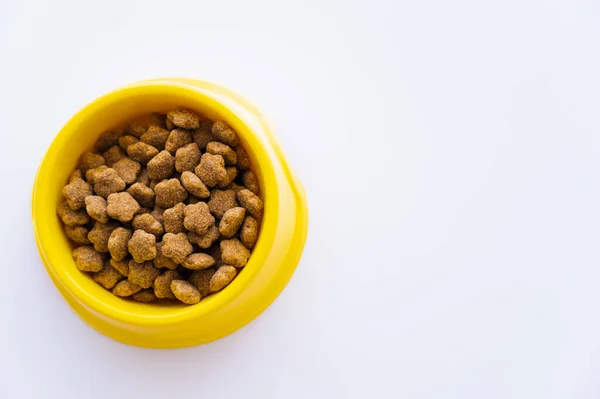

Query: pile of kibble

[57,109,263,305]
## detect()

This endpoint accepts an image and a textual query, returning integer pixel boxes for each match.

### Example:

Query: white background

[1,0,600,397]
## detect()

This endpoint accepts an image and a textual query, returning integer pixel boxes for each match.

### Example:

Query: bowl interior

[33,82,273,323]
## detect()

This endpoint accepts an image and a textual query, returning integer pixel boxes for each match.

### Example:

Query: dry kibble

[108,227,132,261]
[161,232,193,264]
[112,157,141,184]
[78,152,105,173]
[141,125,170,150]
[167,109,200,129]
[221,239,251,267]
[132,213,164,236]
[137,207,151,215]
[136,168,150,185]
[85,195,109,223]
[85,165,108,185]
[206,141,237,165]
[192,120,214,149]
[153,241,178,269]
[240,216,258,249]
[127,182,155,208]
[107,192,140,222]
[110,258,130,276]
[128,230,157,262]
[154,178,187,208]
[72,246,104,272]
[216,166,238,189]
[166,129,192,154]
[208,189,238,219]
[182,253,215,270]
[126,121,146,138]
[92,261,124,289]
[102,145,126,167]
[175,143,201,172]
[180,171,210,198]
[211,121,239,147]
[236,146,251,170]
[65,225,90,245]
[69,169,83,183]
[93,167,126,198]
[209,243,224,268]
[127,141,159,164]
[112,280,142,297]
[183,202,215,235]
[237,189,263,218]
[95,131,121,152]
[88,221,119,253]
[147,150,175,181]
[57,201,89,226]
[242,171,260,194]
[132,289,157,303]
[171,280,201,304]
[229,182,246,192]
[195,153,227,187]
[163,203,185,234]
[118,135,139,152]
[128,260,160,289]
[151,206,165,225]
[219,207,245,238]
[188,268,216,297]
[188,195,201,204]
[62,178,92,210]
[188,225,220,249]
[153,270,181,299]
[209,265,237,292]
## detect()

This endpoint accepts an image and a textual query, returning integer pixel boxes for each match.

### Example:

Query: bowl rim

[32,80,280,326]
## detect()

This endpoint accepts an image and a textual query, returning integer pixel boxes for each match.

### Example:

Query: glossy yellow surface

[32,78,308,348]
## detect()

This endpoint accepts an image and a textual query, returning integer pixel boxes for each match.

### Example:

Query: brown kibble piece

[93,167,126,198]
[216,166,238,189]
[147,150,175,181]
[128,230,157,262]
[182,253,215,270]
[237,189,263,218]
[206,141,237,165]
[72,246,104,272]
[132,213,164,236]
[236,146,251,170]
[192,120,214,149]
[108,227,132,261]
[208,189,238,219]
[188,195,201,204]
[151,206,165,225]
[110,258,130,276]
[153,270,181,299]
[128,260,160,289]
[107,192,140,222]
[132,289,157,303]
[141,125,170,150]
[211,121,239,147]
[180,171,210,198]
[63,178,92,210]
[188,268,216,297]
[175,143,201,172]
[195,153,227,187]
[65,225,90,245]
[188,225,219,250]
[118,135,139,152]
[219,207,245,238]
[127,142,159,165]
[125,121,146,138]
[163,203,186,234]
[240,216,258,249]
[85,165,108,185]
[85,196,109,223]
[161,232,193,264]
[209,265,237,292]
[136,168,150,186]
[167,109,200,129]
[229,182,246,192]
[112,157,141,184]
[171,280,201,304]
[127,182,155,208]
[102,145,126,167]
[242,171,260,194]
[69,169,83,183]
[184,202,215,235]
[153,241,178,269]
[166,129,192,154]
[57,201,89,226]
[95,131,121,152]
[209,245,224,267]
[112,280,142,297]
[93,261,124,289]
[221,239,251,267]
[78,152,105,174]
[88,221,119,253]
[154,178,187,208]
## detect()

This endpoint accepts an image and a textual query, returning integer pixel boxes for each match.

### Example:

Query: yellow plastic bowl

[32,78,308,348]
